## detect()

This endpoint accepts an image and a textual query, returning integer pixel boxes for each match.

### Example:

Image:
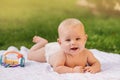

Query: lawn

[0,0,120,54]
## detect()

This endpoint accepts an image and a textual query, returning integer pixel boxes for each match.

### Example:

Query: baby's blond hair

[58,18,85,37]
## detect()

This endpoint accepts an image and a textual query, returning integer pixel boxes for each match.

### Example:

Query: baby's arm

[84,51,101,73]
[49,51,73,73]
[49,51,84,74]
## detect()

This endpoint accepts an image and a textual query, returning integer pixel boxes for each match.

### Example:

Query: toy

[0,51,25,68]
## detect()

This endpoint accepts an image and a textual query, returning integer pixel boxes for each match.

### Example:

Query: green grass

[0,0,120,54]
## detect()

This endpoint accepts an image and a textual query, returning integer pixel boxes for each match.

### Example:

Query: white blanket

[0,46,120,80]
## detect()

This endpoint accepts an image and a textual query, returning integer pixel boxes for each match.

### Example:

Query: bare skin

[28,18,101,74]
[28,36,47,62]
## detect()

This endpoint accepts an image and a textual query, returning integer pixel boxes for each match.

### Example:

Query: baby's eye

[65,39,71,41]
[76,38,81,40]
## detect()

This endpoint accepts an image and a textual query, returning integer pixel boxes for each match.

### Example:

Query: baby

[28,18,101,74]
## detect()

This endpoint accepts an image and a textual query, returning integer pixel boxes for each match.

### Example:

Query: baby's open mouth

[71,47,78,50]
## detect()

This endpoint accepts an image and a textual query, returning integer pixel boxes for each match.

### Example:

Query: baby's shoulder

[83,48,93,55]
[51,49,66,58]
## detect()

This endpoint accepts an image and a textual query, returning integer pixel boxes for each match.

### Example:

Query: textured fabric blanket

[0,46,120,80]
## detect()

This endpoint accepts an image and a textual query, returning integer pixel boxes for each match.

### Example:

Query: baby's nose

[71,40,76,45]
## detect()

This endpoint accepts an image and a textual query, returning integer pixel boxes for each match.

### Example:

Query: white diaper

[45,42,61,63]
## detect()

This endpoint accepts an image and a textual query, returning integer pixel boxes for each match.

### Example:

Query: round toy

[0,51,25,67]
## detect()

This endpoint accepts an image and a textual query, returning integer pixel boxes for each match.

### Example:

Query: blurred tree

[77,0,120,15]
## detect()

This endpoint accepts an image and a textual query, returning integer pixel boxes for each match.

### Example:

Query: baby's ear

[57,38,61,44]
[84,34,88,41]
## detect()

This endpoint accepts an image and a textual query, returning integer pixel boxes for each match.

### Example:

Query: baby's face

[58,25,87,55]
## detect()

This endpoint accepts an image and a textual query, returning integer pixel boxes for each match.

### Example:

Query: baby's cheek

[61,43,71,52]
[64,47,70,53]
[63,48,69,53]
[62,44,69,49]
[80,43,85,48]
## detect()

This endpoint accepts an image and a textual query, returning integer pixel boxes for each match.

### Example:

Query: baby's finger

[84,66,90,71]
[80,69,84,73]
[85,66,90,69]
[90,70,95,74]
[86,68,91,72]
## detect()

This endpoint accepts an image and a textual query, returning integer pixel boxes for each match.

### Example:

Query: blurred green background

[0,0,120,54]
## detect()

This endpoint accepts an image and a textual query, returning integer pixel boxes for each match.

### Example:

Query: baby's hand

[32,36,41,43]
[73,66,84,73]
[84,66,96,73]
